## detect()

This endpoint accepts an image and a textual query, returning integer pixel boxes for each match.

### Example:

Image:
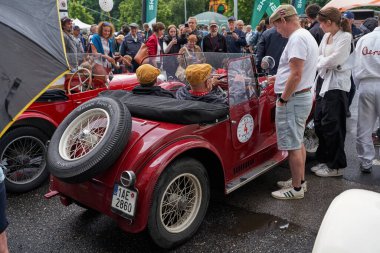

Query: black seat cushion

[36,89,68,102]
[99,90,229,124]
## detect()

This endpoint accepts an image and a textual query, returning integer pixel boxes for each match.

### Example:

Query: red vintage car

[45,53,318,248]
[0,54,142,193]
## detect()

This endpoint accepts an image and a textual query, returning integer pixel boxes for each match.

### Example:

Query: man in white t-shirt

[353,20,380,173]
[269,5,319,200]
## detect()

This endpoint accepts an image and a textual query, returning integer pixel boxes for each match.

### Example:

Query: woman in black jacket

[163,25,184,54]
[163,25,185,79]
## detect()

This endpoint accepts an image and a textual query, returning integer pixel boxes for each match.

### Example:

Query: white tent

[323,0,380,11]
[72,18,91,31]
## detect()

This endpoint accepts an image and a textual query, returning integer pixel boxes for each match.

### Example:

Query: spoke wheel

[160,173,202,233]
[0,127,50,193]
[47,97,132,183]
[148,158,210,249]
[59,108,110,161]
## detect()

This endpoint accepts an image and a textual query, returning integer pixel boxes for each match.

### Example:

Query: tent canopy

[194,11,228,27]
[72,18,91,30]
[323,0,380,11]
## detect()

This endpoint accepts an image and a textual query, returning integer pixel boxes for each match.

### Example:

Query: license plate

[111,184,137,217]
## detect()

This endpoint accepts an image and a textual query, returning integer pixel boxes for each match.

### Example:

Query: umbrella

[323,0,380,11]
[194,11,228,27]
[0,0,70,137]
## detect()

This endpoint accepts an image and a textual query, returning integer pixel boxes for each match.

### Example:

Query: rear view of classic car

[45,53,316,248]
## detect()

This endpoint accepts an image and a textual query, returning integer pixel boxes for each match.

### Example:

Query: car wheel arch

[11,117,57,138]
[132,144,225,231]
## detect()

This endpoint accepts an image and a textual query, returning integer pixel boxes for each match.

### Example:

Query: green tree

[68,0,94,24]
[118,0,142,27]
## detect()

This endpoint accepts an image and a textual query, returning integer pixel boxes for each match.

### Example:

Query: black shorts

[0,180,8,233]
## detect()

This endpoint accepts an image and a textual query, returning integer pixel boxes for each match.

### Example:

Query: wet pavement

[5,94,380,252]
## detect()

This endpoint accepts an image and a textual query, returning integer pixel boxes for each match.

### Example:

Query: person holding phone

[163,25,183,54]
[224,16,247,53]
[178,17,204,47]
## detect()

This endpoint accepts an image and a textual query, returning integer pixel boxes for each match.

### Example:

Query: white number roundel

[237,114,254,143]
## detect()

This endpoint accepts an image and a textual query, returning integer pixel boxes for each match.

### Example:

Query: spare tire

[47,96,132,183]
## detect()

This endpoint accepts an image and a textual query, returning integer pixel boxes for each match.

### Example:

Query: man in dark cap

[224,16,247,53]
[120,23,144,72]
[203,21,227,53]
[72,25,85,53]
[342,11,362,37]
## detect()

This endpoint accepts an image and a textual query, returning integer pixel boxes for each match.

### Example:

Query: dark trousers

[347,75,356,108]
[314,90,348,169]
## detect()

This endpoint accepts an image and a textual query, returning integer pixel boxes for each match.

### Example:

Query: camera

[227,32,232,35]
[185,23,189,28]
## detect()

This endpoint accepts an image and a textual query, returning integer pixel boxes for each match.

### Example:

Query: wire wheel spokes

[160,173,202,233]
[1,136,46,184]
[59,108,110,161]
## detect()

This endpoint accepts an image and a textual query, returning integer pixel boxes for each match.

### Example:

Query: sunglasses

[102,22,111,26]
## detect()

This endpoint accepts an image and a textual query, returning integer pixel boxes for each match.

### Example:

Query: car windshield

[145,52,246,83]
[66,53,111,76]
[145,53,257,106]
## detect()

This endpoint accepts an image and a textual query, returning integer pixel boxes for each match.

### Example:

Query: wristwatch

[279,97,288,104]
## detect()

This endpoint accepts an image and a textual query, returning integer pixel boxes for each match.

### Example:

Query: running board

[225,151,287,194]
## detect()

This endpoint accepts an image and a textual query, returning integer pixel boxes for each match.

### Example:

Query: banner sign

[59,0,68,18]
[292,0,306,14]
[146,0,158,25]
[250,0,280,28]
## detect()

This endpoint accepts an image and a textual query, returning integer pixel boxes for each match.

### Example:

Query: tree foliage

[68,0,94,24]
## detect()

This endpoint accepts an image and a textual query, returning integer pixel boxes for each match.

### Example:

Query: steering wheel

[67,68,93,94]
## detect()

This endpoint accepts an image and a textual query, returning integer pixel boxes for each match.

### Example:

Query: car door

[228,56,259,154]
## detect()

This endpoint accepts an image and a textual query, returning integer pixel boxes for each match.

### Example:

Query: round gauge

[237,114,254,143]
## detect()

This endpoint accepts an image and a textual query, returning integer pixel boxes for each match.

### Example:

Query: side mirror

[261,56,275,71]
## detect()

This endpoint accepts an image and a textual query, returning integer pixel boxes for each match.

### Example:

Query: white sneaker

[271,187,304,200]
[311,163,327,173]
[276,178,307,192]
[315,167,344,177]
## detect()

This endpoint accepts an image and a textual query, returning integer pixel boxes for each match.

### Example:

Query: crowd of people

[269,5,380,200]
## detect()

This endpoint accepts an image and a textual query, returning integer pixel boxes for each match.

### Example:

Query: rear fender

[130,139,224,232]
[10,112,58,137]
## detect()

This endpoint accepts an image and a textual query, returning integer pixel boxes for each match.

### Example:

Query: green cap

[270,5,298,23]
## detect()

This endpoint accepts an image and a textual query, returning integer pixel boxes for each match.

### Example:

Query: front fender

[16,111,59,127]
[122,138,223,233]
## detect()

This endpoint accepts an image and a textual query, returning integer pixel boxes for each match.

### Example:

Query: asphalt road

[5,95,380,253]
